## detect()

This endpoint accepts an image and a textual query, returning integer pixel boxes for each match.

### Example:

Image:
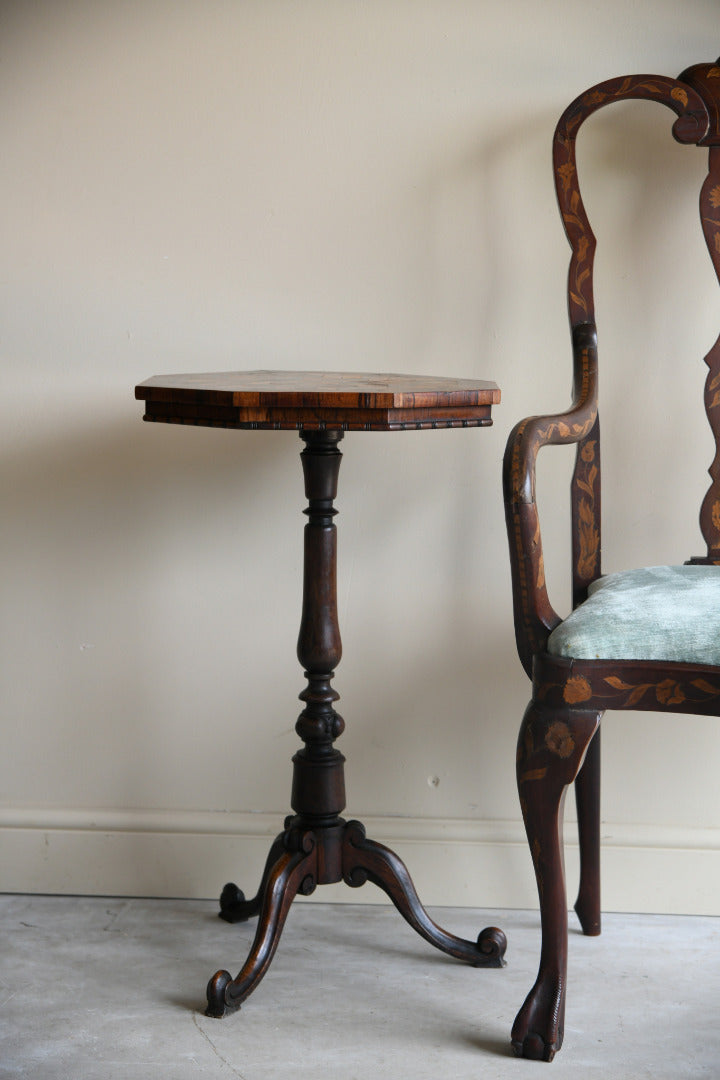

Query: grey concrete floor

[0,895,718,1079]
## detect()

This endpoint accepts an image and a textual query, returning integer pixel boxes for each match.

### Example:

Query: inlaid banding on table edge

[140,401,494,430]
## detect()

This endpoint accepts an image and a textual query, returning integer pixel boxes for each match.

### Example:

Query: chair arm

[503,323,598,676]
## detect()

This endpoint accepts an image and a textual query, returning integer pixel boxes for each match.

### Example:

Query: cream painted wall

[2,0,720,914]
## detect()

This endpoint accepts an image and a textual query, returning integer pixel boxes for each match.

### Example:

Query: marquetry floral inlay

[562,675,593,704]
[545,720,576,758]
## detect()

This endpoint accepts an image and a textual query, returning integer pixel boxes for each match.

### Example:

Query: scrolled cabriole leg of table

[206,833,318,1017]
[341,820,507,967]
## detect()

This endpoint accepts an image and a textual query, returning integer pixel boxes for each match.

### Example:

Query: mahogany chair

[503,60,720,1061]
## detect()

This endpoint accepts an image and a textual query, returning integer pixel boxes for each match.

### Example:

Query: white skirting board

[1,808,719,915]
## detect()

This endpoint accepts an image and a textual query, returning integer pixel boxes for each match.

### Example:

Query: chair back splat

[502,59,720,1062]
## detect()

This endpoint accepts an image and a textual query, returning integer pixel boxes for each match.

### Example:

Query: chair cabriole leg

[512,701,601,1061]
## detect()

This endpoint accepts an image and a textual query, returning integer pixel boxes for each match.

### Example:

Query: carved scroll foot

[513,702,601,1059]
[341,820,507,967]
[206,969,238,1019]
[206,834,317,1018]
[218,885,254,924]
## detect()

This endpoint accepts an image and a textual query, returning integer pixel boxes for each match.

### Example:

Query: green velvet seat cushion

[547,565,720,665]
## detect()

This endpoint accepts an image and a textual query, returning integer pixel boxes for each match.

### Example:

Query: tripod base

[206,816,507,1018]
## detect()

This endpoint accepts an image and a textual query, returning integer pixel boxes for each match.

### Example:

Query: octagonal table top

[135,369,500,431]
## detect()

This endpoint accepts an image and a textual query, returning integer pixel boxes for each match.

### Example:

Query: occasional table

[135,370,505,1018]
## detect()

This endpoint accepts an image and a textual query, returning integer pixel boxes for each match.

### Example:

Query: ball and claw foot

[512,1031,560,1062]
[510,981,564,1062]
[205,969,240,1019]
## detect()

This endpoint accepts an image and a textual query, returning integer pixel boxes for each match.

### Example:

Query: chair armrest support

[503,323,598,676]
